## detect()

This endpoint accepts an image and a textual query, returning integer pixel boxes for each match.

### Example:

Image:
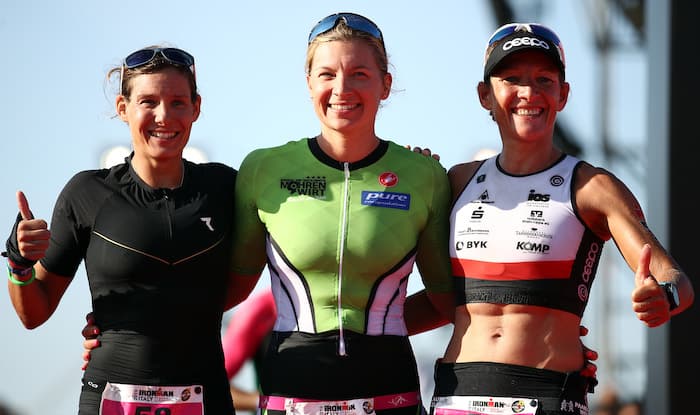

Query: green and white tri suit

[230,137,452,409]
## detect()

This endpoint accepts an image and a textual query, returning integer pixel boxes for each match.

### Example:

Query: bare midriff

[442,303,584,372]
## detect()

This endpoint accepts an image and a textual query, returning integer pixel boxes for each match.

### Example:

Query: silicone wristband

[7,265,35,286]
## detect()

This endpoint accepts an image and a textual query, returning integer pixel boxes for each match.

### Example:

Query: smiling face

[306,39,391,138]
[478,49,569,145]
[117,67,201,166]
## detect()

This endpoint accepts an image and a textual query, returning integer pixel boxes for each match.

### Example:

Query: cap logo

[502,36,550,52]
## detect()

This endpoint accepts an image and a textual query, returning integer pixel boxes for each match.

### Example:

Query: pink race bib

[99,382,204,415]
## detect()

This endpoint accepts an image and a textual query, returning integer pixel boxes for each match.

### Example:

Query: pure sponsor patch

[361,191,410,210]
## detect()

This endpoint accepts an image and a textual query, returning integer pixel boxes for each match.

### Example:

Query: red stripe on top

[451,258,573,280]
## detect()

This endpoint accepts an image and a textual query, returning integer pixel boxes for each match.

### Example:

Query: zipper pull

[338,332,347,356]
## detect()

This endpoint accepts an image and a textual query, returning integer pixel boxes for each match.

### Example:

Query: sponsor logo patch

[361,191,410,210]
[280,176,327,199]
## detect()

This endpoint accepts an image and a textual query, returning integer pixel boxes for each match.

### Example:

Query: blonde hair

[305,20,389,75]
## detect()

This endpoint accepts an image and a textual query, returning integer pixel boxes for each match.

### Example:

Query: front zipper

[161,190,175,240]
[337,162,351,356]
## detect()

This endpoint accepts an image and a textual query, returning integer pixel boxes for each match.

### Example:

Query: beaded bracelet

[7,265,36,286]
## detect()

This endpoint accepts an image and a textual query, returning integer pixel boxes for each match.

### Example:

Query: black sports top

[41,155,236,413]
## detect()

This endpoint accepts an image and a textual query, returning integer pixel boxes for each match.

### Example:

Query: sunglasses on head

[120,47,196,96]
[308,12,384,44]
[488,23,561,46]
[487,23,565,68]
[124,47,195,70]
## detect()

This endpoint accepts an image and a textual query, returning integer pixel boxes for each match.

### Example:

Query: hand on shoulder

[404,145,440,161]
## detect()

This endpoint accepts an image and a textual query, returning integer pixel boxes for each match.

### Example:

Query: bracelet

[8,259,33,276]
[7,265,36,286]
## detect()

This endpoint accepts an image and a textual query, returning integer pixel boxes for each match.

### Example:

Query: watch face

[662,282,680,310]
[671,285,680,306]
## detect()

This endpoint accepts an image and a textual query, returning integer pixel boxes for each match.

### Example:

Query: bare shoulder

[574,161,633,199]
[448,161,481,175]
[448,161,483,202]
[573,161,643,240]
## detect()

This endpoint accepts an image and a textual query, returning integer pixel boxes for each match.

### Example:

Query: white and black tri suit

[432,154,602,415]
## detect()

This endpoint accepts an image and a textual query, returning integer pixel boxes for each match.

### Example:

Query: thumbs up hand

[631,244,671,327]
[5,191,50,266]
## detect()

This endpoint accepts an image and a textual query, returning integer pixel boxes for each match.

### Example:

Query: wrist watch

[659,282,680,311]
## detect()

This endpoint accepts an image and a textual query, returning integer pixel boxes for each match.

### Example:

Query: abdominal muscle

[442,303,585,373]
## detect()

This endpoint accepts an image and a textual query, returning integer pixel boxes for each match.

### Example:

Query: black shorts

[78,333,234,415]
[431,361,594,415]
[259,330,425,415]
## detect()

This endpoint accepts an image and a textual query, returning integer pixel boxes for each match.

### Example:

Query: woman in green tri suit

[229,12,455,415]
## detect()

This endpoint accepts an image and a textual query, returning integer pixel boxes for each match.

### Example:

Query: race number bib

[431,395,538,415]
[285,398,374,415]
[99,382,204,415]
[260,392,420,415]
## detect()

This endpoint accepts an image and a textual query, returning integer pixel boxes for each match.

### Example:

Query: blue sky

[0,1,648,414]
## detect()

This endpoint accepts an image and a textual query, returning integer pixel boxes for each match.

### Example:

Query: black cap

[483,23,565,80]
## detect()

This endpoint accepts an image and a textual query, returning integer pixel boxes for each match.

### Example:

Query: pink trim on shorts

[259,391,420,411]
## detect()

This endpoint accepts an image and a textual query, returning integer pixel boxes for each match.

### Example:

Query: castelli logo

[379,172,398,187]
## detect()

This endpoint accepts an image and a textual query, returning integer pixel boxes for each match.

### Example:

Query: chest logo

[527,190,550,202]
[378,171,398,187]
[280,176,327,198]
[361,191,410,210]
[550,174,564,186]
[200,217,214,231]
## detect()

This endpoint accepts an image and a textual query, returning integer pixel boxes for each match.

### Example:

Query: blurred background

[0,1,695,414]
